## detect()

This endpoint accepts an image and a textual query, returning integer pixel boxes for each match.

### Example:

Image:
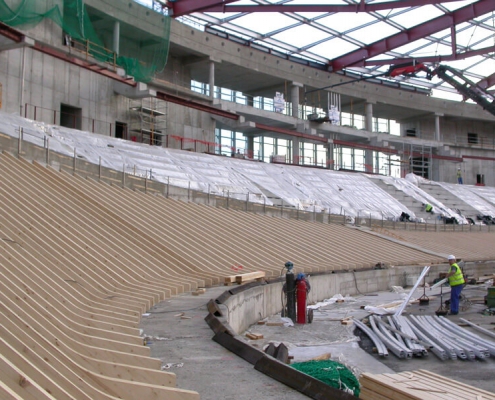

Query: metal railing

[5,127,494,235]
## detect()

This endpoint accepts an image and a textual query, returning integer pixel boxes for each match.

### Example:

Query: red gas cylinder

[296,279,307,324]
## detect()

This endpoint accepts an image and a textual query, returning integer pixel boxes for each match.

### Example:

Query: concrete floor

[140,284,495,399]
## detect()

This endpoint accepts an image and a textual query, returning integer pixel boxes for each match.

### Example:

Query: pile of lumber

[224,271,265,285]
[360,370,495,400]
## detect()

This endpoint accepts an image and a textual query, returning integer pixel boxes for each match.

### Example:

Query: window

[467,132,478,144]
[60,104,82,130]
[406,128,416,137]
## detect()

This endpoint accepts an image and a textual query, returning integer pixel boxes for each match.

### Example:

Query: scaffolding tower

[129,97,167,145]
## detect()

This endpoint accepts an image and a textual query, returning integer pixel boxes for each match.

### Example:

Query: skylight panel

[469,59,495,79]
[448,56,485,70]
[308,37,360,60]
[406,42,454,58]
[455,26,494,48]
[346,21,400,45]
[315,12,377,33]
[272,24,331,48]
[391,38,440,55]
[390,6,444,29]
[441,0,478,12]
[228,12,296,35]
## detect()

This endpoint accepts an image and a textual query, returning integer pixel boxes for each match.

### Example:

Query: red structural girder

[170,0,463,16]
[330,0,495,71]
[476,72,495,91]
[364,45,495,67]
[169,0,238,16]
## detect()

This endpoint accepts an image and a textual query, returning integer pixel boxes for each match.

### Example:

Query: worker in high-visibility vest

[457,168,463,184]
[445,255,465,315]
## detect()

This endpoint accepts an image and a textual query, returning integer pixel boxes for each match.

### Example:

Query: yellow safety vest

[448,263,465,287]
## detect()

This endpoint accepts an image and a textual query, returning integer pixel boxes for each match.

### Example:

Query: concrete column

[292,137,300,164]
[209,61,215,99]
[326,142,334,169]
[365,150,373,173]
[291,82,303,118]
[247,136,254,159]
[365,102,373,132]
[113,21,120,55]
[434,114,442,141]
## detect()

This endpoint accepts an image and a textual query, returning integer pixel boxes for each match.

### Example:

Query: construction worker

[445,255,465,315]
[457,168,463,184]
[424,203,433,213]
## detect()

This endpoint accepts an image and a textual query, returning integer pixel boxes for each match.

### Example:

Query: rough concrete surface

[140,283,495,399]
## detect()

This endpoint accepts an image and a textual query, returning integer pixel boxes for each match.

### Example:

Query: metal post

[207,183,210,205]
[122,163,125,188]
[17,127,22,158]
[246,192,249,211]
[227,190,229,209]
[285,271,296,323]
[313,205,316,222]
[343,210,346,225]
[263,196,266,214]
[297,208,299,220]
[45,138,49,165]
[134,165,136,175]
[98,156,102,181]
[381,213,384,228]
[166,176,170,198]
[369,214,372,228]
[281,199,283,217]
[145,174,148,194]
[188,181,191,201]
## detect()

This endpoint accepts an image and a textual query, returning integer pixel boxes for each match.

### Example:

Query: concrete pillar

[365,102,373,132]
[365,150,373,173]
[292,137,300,164]
[247,136,254,159]
[209,61,215,99]
[434,113,442,141]
[326,142,334,169]
[291,82,303,118]
[113,21,120,55]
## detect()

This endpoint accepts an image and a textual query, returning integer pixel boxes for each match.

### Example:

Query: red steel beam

[170,0,238,17]
[0,21,25,42]
[33,42,136,85]
[156,91,240,120]
[255,123,327,143]
[365,46,495,67]
[195,0,464,15]
[476,72,495,91]
[330,0,495,71]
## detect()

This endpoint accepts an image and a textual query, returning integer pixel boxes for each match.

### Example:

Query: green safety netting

[291,359,361,397]
[0,0,170,82]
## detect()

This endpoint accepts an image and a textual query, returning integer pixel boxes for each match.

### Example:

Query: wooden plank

[212,331,265,366]
[254,354,358,400]
[0,354,59,400]
[235,271,266,284]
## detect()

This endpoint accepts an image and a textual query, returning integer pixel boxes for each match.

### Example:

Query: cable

[352,270,364,296]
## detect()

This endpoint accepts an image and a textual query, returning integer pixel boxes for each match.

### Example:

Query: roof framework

[166,0,495,98]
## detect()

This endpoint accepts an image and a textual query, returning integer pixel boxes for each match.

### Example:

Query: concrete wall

[224,261,495,333]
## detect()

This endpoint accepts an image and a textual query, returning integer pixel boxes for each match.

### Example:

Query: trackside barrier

[205,282,359,400]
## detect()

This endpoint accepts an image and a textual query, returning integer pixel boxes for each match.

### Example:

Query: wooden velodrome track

[1,151,494,399]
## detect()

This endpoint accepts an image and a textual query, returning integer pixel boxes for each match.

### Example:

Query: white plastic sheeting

[2,111,495,222]
[437,182,495,219]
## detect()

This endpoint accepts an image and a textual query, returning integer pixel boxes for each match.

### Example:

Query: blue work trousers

[450,284,463,314]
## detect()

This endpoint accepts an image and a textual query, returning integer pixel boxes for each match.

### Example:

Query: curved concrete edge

[205,279,360,400]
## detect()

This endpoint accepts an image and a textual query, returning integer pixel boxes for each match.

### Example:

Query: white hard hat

[447,255,456,260]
